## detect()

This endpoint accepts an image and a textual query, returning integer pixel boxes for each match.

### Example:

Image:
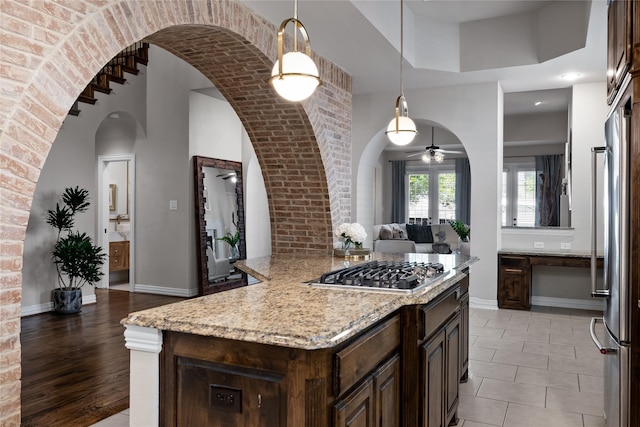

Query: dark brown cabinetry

[459,290,469,382]
[403,281,466,427]
[497,255,530,310]
[607,0,631,104]
[334,354,400,427]
[497,252,604,310]
[161,279,469,427]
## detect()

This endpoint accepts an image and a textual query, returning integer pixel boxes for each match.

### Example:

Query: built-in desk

[497,250,604,310]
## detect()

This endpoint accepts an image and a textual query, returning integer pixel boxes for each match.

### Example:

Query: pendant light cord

[293,0,298,50]
[400,0,404,97]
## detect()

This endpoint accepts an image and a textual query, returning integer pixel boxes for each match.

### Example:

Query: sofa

[372,222,462,254]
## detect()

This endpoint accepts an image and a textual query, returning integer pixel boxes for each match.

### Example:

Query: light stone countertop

[498,248,603,258]
[123,253,478,350]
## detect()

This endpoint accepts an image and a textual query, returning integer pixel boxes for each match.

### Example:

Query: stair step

[78,95,97,105]
[120,64,139,76]
[68,102,81,116]
[134,55,148,66]
[91,83,111,95]
[108,74,126,85]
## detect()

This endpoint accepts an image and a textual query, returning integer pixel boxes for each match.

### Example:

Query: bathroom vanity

[123,253,476,426]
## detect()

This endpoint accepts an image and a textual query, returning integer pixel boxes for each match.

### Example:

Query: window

[408,166,456,224]
[502,161,536,227]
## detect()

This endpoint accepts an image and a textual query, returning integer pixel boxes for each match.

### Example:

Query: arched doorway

[0,0,352,421]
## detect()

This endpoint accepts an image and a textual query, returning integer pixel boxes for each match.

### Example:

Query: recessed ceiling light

[560,72,582,81]
[534,101,543,106]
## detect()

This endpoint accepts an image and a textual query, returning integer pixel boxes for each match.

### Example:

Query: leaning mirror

[193,156,246,296]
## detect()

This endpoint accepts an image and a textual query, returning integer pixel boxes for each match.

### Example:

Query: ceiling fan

[406,127,463,163]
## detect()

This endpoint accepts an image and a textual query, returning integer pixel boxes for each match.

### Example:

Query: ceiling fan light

[270,51,321,102]
[422,153,431,163]
[434,152,444,163]
[386,115,417,146]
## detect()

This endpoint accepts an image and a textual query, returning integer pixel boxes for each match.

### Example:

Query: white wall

[501,82,608,252]
[353,82,503,304]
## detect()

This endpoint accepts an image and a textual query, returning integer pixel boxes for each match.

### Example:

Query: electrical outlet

[560,242,571,250]
[533,241,544,249]
[169,200,178,210]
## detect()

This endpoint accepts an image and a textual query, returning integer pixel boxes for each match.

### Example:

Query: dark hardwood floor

[21,289,185,427]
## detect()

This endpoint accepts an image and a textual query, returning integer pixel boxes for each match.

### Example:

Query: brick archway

[0,0,351,422]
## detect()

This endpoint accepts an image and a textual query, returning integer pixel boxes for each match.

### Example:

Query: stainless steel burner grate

[311,261,446,293]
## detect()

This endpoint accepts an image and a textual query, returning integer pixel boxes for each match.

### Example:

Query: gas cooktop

[308,260,447,294]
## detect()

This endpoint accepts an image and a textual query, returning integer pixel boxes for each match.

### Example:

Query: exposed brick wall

[0,0,352,423]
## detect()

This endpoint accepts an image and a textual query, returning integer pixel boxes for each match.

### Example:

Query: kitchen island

[123,253,477,426]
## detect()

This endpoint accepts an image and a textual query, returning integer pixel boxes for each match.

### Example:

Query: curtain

[455,158,471,225]
[391,161,406,223]
[535,155,562,226]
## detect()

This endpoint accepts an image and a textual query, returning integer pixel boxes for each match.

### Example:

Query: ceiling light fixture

[560,72,582,81]
[269,0,322,102]
[422,127,444,163]
[534,101,543,106]
[385,0,417,146]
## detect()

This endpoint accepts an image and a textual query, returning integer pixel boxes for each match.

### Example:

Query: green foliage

[46,187,106,290]
[439,173,455,208]
[409,175,429,204]
[217,230,240,248]
[449,219,470,241]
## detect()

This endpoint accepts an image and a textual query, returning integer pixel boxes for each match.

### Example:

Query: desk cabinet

[498,255,531,310]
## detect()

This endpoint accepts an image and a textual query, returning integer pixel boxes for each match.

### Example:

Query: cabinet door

[374,355,400,427]
[109,242,128,271]
[459,293,470,382]
[421,329,446,427]
[607,0,631,103]
[334,378,375,427]
[444,312,461,426]
[498,256,531,310]
[175,357,286,427]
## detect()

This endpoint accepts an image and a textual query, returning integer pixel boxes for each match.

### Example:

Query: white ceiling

[241,0,607,115]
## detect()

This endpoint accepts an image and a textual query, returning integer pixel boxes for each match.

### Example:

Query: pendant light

[386,0,417,146]
[269,0,322,102]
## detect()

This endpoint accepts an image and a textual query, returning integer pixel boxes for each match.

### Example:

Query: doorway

[98,154,136,292]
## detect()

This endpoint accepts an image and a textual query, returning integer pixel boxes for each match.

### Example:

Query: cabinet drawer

[421,287,460,341]
[334,314,400,396]
[499,256,529,268]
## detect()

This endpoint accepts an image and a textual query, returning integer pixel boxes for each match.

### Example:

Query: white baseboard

[531,296,605,311]
[21,293,97,317]
[133,284,198,298]
[470,298,498,310]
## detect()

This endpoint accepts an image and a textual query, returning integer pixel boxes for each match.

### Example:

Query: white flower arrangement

[335,222,367,249]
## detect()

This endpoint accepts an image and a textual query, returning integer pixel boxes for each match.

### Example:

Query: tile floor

[90,306,605,427]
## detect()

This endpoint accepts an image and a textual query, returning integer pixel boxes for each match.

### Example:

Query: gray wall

[21,45,270,313]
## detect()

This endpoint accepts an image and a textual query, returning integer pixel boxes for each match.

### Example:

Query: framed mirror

[193,156,247,296]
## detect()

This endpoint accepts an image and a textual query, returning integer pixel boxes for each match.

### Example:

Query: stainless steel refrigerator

[590,77,632,427]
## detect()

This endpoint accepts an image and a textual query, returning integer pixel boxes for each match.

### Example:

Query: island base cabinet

[422,329,445,427]
[334,378,375,427]
[334,354,401,427]
[174,357,286,427]
[421,312,460,427]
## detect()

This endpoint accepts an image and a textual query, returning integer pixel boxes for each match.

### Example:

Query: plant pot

[53,288,82,314]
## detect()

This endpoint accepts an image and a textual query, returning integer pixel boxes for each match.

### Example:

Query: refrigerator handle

[590,317,616,354]
[590,147,608,297]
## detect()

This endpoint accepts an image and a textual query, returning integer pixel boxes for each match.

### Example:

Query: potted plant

[449,219,471,256]
[217,229,240,261]
[46,187,106,314]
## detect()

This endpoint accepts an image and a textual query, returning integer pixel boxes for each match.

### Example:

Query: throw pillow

[379,224,393,240]
[406,224,434,243]
[390,224,406,240]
